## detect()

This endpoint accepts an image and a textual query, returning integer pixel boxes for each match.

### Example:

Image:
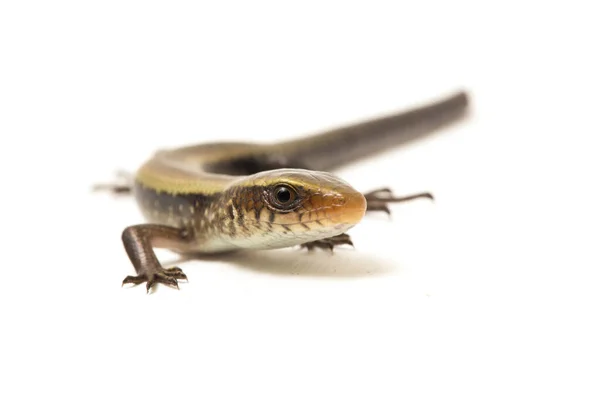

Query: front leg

[121,224,192,292]
[364,188,434,215]
[300,233,354,252]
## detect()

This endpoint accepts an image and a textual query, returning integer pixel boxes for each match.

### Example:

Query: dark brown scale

[233,200,243,222]
[235,204,249,232]
[134,182,216,225]
[228,220,236,236]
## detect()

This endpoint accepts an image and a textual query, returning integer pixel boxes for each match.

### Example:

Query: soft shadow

[163,248,399,278]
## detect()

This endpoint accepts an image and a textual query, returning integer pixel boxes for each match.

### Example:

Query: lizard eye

[269,184,298,210]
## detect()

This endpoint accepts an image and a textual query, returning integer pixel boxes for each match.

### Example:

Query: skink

[97,91,469,292]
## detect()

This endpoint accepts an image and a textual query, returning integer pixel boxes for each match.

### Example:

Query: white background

[1,1,599,399]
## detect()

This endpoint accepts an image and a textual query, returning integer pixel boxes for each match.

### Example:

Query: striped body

[134,169,365,253]
[130,91,468,254]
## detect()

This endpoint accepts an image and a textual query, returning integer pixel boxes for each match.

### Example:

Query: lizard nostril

[331,195,346,206]
[327,192,366,224]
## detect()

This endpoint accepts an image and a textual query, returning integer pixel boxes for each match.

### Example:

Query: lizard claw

[301,233,354,252]
[122,268,187,293]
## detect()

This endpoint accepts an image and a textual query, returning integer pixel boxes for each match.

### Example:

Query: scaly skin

[95,91,469,292]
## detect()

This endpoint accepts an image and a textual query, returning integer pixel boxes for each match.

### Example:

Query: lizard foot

[300,233,354,252]
[92,170,133,195]
[364,187,434,215]
[122,266,188,293]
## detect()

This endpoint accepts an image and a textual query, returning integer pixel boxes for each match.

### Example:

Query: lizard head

[222,169,366,249]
